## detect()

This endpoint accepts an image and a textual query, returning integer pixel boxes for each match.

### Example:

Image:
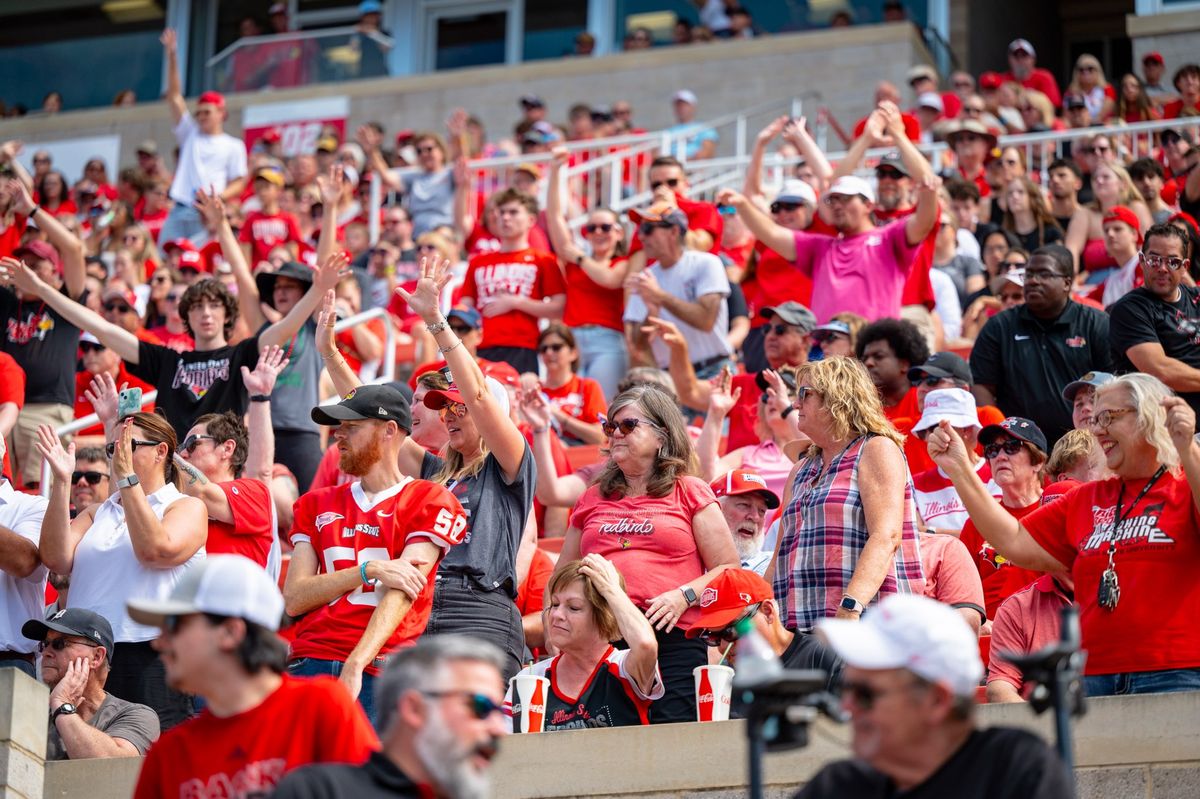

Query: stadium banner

[243,96,349,157]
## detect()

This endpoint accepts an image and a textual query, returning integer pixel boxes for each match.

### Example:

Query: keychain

[1097,546,1120,611]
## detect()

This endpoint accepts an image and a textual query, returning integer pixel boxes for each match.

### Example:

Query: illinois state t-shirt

[0,287,87,406]
[460,248,566,350]
[1022,472,1200,675]
[570,476,717,630]
[239,210,303,265]
[132,674,377,799]
[128,337,260,436]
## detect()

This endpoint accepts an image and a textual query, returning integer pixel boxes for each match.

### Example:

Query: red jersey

[137,206,169,245]
[0,352,24,481]
[239,210,303,266]
[542,375,607,424]
[132,674,377,799]
[960,499,1043,619]
[207,477,275,566]
[73,367,153,436]
[1023,472,1200,675]
[746,243,813,327]
[461,248,567,350]
[288,477,467,673]
[146,326,195,352]
[562,257,626,332]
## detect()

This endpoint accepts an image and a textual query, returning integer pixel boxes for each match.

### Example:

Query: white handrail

[206,27,394,68]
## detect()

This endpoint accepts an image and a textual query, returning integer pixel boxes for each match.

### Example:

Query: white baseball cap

[127,555,286,632]
[818,594,984,697]
[1008,38,1035,57]
[773,178,817,208]
[672,89,698,106]
[917,92,944,113]
[913,388,979,433]
[826,175,875,204]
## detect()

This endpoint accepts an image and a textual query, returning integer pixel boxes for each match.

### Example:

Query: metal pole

[747,718,766,799]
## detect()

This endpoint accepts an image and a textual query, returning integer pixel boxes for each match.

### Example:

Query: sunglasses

[696,603,763,647]
[983,439,1025,459]
[875,168,905,181]
[416,146,437,155]
[180,434,217,454]
[649,178,681,191]
[841,680,919,711]
[793,386,820,404]
[1141,252,1188,272]
[765,323,798,336]
[39,637,100,653]
[917,376,954,387]
[165,294,183,303]
[421,690,503,720]
[770,201,803,214]
[105,439,159,458]
[79,341,106,354]
[439,402,468,419]
[953,80,974,89]
[601,417,662,437]
[151,275,171,284]
[72,470,109,485]
[103,302,133,314]
[539,342,566,354]
[448,323,473,335]
[639,221,675,237]
[999,260,1027,269]
[583,222,616,234]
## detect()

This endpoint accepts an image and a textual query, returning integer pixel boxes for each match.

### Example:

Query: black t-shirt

[273,751,425,799]
[727,281,748,321]
[0,287,87,406]
[794,727,1073,799]
[1013,224,1064,255]
[1109,285,1200,413]
[127,337,260,436]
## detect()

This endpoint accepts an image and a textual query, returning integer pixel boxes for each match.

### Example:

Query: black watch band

[249,394,271,403]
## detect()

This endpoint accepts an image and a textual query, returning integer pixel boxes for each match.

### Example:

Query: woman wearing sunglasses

[545,146,629,402]
[956,417,1047,621]
[560,384,739,723]
[503,554,663,732]
[525,323,606,446]
[34,411,207,730]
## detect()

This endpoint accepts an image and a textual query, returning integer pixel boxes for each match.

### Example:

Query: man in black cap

[283,384,468,724]
[23,608,159,761]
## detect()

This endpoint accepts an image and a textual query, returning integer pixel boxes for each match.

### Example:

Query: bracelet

[360,561,373,586]
[426,319,448,335]
[249,394,271,403]
[320,351,340,360]
[781,405,796,419]
[438,339,462,355]
[29,205,40,217]
[532,426,549,435]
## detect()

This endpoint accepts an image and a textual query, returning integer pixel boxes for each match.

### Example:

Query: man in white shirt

[1100,205,1142,308]
[624,201,731,376]
[158,28,249,246]
[0,435,49,676]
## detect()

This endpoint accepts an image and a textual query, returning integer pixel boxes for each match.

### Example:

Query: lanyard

[1107,465,1168,558]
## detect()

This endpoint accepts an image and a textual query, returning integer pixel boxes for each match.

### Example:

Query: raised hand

[5,179,34,216]
[1162,397,1197,455]
[241,344,290,397]
[313,250,350,292]
[33,424,75,484]
[316,165,345,206]
[715,187,747,209]
[760,369,793,419]
[864,108,892,147]
[781,117,809,145]
[395,255,452,324]
[160,28,178,54]
[84,373,121,430]
[110,417,138,481]
[916,173,943,197]
[707,366,741,418]
[517,386,552,430]
[757,115,789,145]
[355,124,382,153]
[315,290,338,358]
[446,108,468,137]
[0,140,21,164]
[0,256,43,296]
[549,146,570,171]
[193,187,227,231]
[925,419,973,474]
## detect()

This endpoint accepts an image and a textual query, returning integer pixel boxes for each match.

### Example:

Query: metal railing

[205,27,395,93]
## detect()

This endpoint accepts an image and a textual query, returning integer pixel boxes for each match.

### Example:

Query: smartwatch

[680,586,698,606]
[839,595,865,614]
[51,703,77,723]
[115,474,140,491]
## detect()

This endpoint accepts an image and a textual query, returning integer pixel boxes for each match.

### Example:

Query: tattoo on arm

[177,459,209,486]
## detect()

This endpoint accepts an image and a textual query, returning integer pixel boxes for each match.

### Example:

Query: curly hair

[544,559,627,642]
[596,385,697,498]
[178,278,238,340]
[854,318,930,368]
[193,411,249,478]
[1096,374,1181,472]
[794,357,905,458]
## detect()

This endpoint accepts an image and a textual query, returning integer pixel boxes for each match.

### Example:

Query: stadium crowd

[0,19,1199,799]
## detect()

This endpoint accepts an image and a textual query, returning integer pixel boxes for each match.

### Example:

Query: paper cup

[509,674,550,733]
[694,664,734,722]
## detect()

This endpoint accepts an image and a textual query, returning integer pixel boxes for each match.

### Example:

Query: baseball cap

[876,153,910,177]
[514,162,542,179]
[990,267,1024,294]
[136,139,158,156]
[908,351,972,385]
[1143,51,1164,65]
[1102,205,1142,243]
[759,301,817,332]
[1008,38,1035,56]
[163,238,197,254]
[197,91,226,109]
[254,166,286,187]
[826,175,875,204]
[817,594,983,697]
[358,0,382,14]
[519,94,545,109]
[755,367,797,394]
[312,384,413,432]
[261,128,283,144]
[685,569,774,638]
[101,285,138,307]
[672,89,698,106]
[1061,371,1114,403]
[978,71,1004,91]
[522,121,561,146]
[906,64,937,85]
[1064,93,1088,110]
[710,469,780,509]
[127,555,286,632]
[628,201,688,232]
[979,416,1048,453]
[916,92,944,113]
[316,135,339,153]
[773,179,817,208]
[480,361,520,390]
[913,388,979,433]
[447,307,482,330]
[14,240,62,272]
[811,320,851,342]
[177,249,208,273]
[424,375,511,416]
[23,608,115,663]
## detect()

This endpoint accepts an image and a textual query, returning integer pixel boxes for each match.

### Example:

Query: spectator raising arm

[905,174,942,247]
[195,188,266,330]
[355,125,403,193]
[696,367,741,481]
[452,156,476,243]
[8,179,86,300]
[546,147,629,290]
[716,187,798,263]
[518,387,589,507]
[0,142,34,194]
[780,117,834,192]
[743,116,790,202]
[160,29,188,128]
[257,250,350,353]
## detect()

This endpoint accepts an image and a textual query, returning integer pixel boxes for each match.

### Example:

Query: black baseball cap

[255,262,314,310]
[979,416,1048,454]
[23,608,115,663]
[311,384,412,432]
[908,352,973,385]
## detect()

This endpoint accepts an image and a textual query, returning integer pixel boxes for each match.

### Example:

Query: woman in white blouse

[36,411,207,730]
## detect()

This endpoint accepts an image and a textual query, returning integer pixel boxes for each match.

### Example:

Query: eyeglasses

[765,323,798,336]
[72,470,109,485]
[180,434,217,454]
[601,417,663,437]
[79,341,106,354]
[1022,268,1069,282]
[793,386,820,404]
[649,178,681,191]
[1141,252,1188,272]
[770,201,803,214]
[583,222,617,234]
[421,690,503,720]
[639,221,675,237]
[103,302,133,314]
[963,107,985,115]
[1093,144,1112,154]
[538,342,566,354]
[1088,407,1134,431]
[695,603,764,647]
[917,376,954,387]
[39,637,100,653]
[439,402,468,419]
[841,679,920,711]
[105,439,158,458]
[983,439,1025,459]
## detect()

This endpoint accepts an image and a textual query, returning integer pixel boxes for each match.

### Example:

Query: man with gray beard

[272,636,507,799]
[710,469,779,575]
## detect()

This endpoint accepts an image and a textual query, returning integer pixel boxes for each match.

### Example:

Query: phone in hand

[117,387,143,420]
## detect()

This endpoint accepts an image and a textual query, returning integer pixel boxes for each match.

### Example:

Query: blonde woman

[1065,162,1153,277]
[767,357,925,683]
[1067,54,1116,122]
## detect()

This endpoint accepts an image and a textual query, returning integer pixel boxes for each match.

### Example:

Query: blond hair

[1096,374,1181,473]
[544,560,627,642]
[795,357,904,459]
[1046,429,1099,480]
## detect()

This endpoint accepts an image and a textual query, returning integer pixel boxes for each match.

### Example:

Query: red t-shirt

[460,248,567,350]
[288,477,467,674]
[146,326,195,352]
[0,216,26,259]
[335,317,387,374]
[137,206,169,245]
[999,68,1063,108]
[960,499,1043,619]
[1161,98,1200,119]
[882,386,920,426]
[853,112,922,142]
[206,477,274,566]
[0,352,25,481]
[73,367,154,436]
[464,223,551,259]
[132,674,377,799]
[746,243,813,327]
[562,258,626,332]
[516,546,555,617]
[627,194,723,256]
[1022,472,1200,675]
[919,530,985,620]
[570,476,717,630]
[988,574,1072,693]
[240,210,303,266]
[542,375,607,423]
[725,372,766,452]
[960,166,991,198]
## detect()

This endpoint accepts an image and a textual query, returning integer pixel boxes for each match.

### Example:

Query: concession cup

[694,664,735,722]
[509,674,550,733]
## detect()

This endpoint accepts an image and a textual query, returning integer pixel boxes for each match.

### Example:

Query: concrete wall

[0,662,1191,799]
[0,24,932,174]
[1127,10,1200,76]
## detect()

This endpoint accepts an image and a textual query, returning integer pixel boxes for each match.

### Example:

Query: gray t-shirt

[421,443,535,598]
[47,692,160,760]
[623,249,731,368]
[934,254,986,309]
[266,319,322,433]
[402,169,455,237]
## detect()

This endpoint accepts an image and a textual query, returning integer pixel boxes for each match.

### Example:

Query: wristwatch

[115,474,140,491]
[51,703,77,723]
[839,595,865,614]
[680,586,698,606]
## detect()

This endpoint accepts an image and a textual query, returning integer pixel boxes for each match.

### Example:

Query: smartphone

[117,387,143,419]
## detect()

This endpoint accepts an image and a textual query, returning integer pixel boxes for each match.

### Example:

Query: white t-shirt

[930,267,963,340]
[913,458,1001,533]
[1102,253,1140,308]
[0,481,48,652]
[624,249,731,368]
[169,115,248,206]
[68,483,205,643]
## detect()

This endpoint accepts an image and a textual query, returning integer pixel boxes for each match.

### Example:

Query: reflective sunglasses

[105,439,159,458]
[601,417,662,437]
[1141,252,1188,272]
[538,342,566,354]
[770,201,803,214]
[793,386,820,404]
[421,690,503,720]
[583,222,616,234]
[180,434,217,454]
[639,221,675,237]
[649,177,681,191]
[79,341,106,354]
[439,402,468,419]
[917,376,954,387]
[448,323,473,335]
[39,637,100,653]
[72,470,109,485]
[983,439,1025,459]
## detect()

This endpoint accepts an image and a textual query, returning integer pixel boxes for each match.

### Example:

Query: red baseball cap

[480,359,520,388]
[178,249,210,273]
[1102,205,1142,243]
[163,238,197,254]
[1143,51,1164,65]
[14,240,62,273]
[978,71,1004,91]
[709,469,780,509]
[261,128,282,144]
[685,569,774,637]
[197,91,226,109]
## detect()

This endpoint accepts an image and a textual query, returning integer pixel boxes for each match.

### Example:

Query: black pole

[1053,667,1075,770]
[747,716,765,799]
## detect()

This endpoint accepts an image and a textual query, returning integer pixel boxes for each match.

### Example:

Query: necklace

[1097,465,1167,611]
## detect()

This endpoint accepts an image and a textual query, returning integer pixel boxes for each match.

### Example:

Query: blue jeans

[288,657,378,726]
[574,325,628,403]
[1084,667,1200,697]
[0,658,34,678]
[158,204,209,246]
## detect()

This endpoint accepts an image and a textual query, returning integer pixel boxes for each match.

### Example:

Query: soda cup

[509,674,550,733]
[694,664,734,722]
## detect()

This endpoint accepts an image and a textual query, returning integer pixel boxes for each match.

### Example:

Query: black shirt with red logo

[1109,285,1200,414]
[128,337,260,436]
[0,287,87,406]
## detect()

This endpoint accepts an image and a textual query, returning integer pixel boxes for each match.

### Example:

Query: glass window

[435,11,508,70]
[522,0,588,61]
